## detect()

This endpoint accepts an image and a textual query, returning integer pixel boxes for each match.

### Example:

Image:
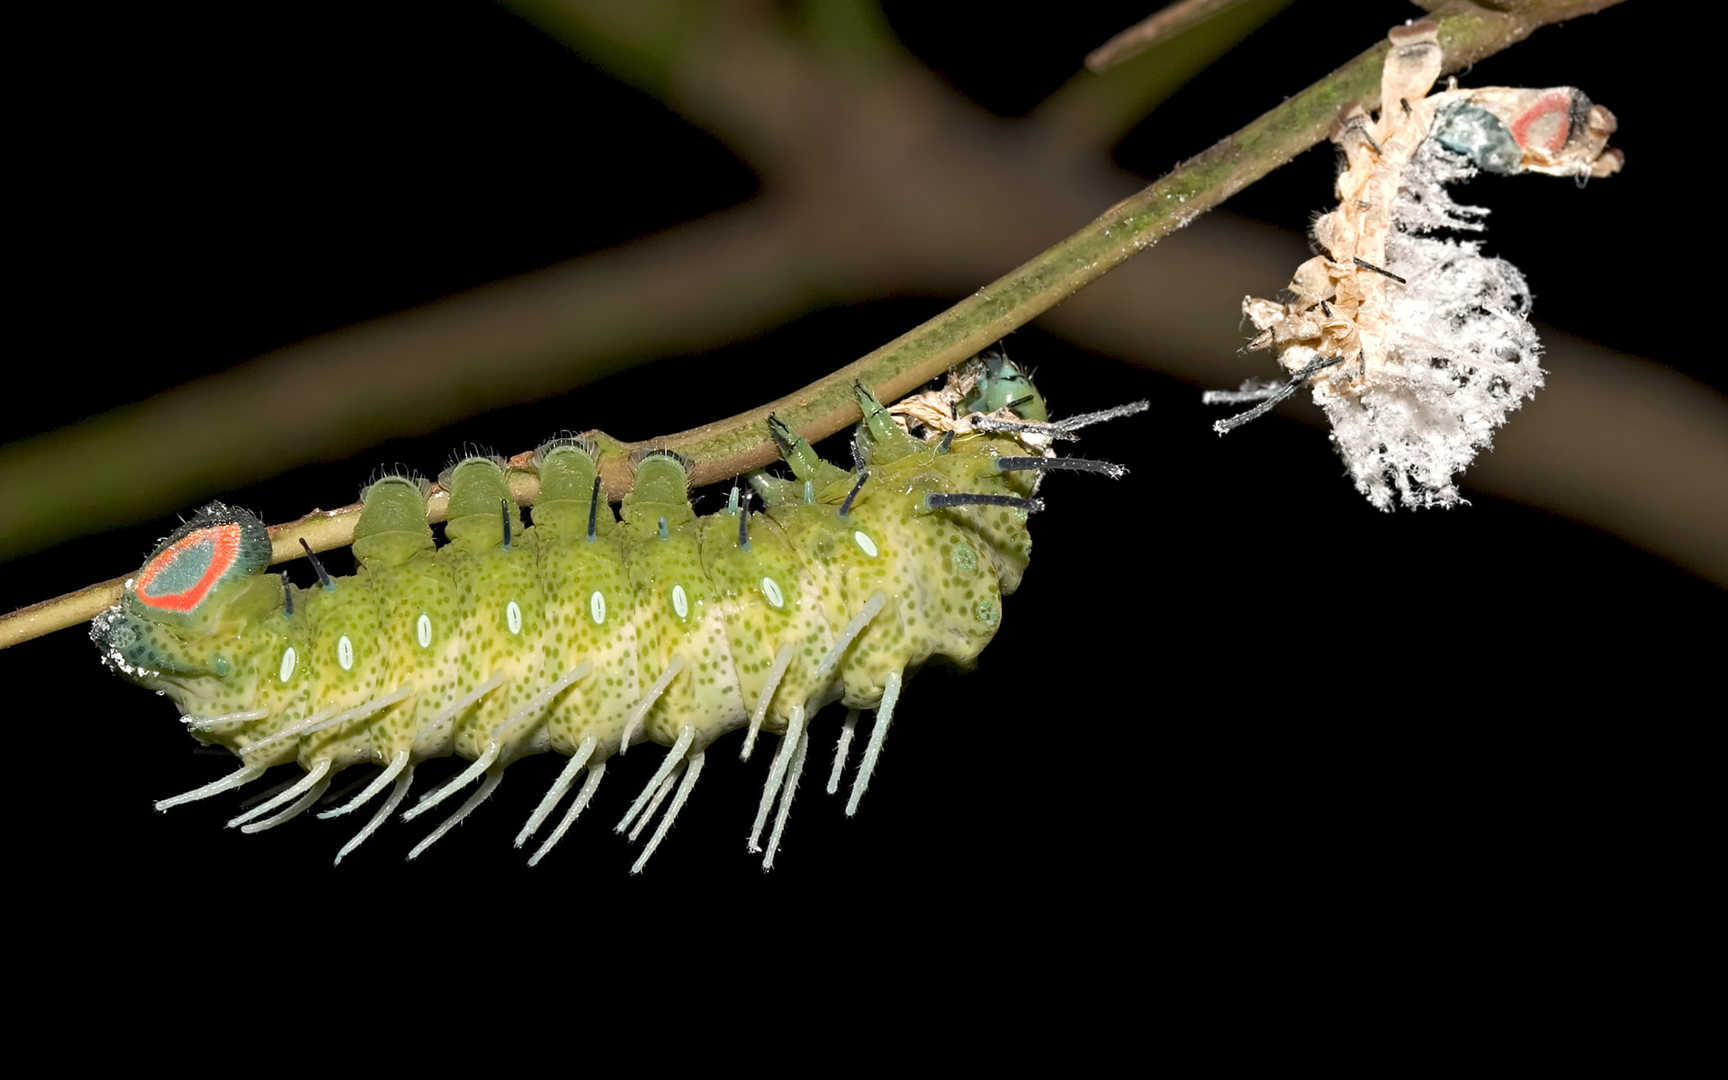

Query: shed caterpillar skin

[1222,20,1621,510]
[93,365,1140,871]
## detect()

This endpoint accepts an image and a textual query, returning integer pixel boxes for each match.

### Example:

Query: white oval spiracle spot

[337,635,355,671]
[760,576,785,609]
[672,584,689,619]
[416,614,433,649]
[853,530,879,558]
[590,590,606,625]
[278,647,296,683]
[506,601,523,635]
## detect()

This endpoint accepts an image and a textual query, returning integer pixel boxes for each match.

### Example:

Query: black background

[5,0,1711,1021]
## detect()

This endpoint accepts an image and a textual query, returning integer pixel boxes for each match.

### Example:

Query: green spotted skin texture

[92,396,1042,792]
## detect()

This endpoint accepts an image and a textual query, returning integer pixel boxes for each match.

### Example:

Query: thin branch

[1087,0,1257,72]
[0,0,1627,650]
[1038,0,1293,151]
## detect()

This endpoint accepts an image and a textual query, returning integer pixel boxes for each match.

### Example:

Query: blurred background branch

[1087,0,1269,71]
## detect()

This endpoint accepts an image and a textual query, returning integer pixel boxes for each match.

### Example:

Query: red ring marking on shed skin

[135,524,243,613]
[1510,91,1572,155]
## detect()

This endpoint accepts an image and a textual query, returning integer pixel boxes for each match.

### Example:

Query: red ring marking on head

[135,524,243,613]
[1510,91,1572,155]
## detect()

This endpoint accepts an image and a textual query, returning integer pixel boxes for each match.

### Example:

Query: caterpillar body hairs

[1210,20,1621,509]
[93,361,1145,872]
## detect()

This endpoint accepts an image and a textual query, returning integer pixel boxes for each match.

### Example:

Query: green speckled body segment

[90,370,1099,863]
[533,448,640,757]
[699,509,828,733]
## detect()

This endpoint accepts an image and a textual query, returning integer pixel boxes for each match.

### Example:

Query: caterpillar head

[92,503,279,689]
[963,354,1047,422]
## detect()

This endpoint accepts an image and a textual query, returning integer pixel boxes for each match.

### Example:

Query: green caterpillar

[92,366,1140,871]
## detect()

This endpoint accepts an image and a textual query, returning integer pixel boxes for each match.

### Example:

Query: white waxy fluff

[1291,141,1544,511]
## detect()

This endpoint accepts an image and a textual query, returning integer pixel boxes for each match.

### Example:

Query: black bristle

[587,474,601,541]
[299,538,335,590]
[1353,256,1406,284]
[1208,354,1346,435]
[839,471,869,517]
[281,572,293,616]
[924,492,1044,513]
[767,413,797,455]
[737,491,751,551]
[969,400,1148,438]
[1352,123,1382,155]
[995,456,1127,479]
[501,498,512,549]
[853,380,878,413]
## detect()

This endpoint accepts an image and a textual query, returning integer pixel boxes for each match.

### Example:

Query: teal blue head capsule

[1431,102,1523,175]
[963,354,1047,422]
